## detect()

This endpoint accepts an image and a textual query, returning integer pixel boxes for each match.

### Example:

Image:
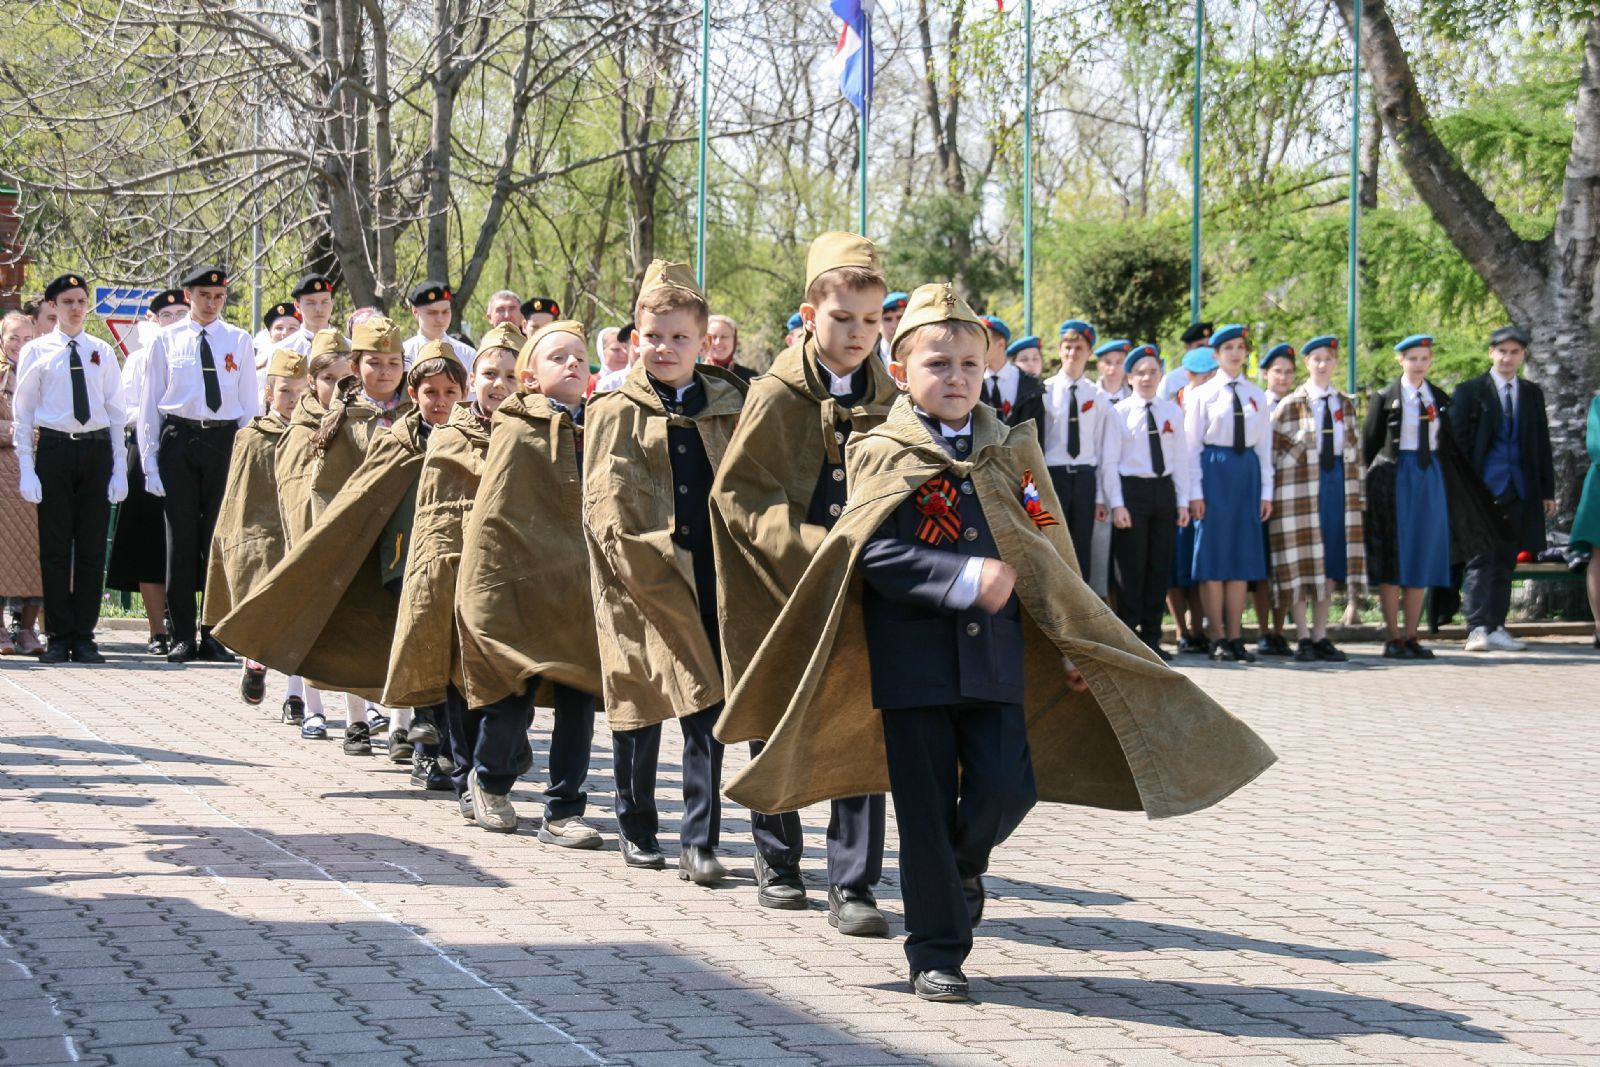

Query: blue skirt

[1395,450,1450,588]
[1192,446,1267,582]
[1170,522,1198,588]
[1320,461,1348,583]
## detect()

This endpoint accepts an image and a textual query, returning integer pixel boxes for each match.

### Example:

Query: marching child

[583,260,747,884]
[1185,324,1275,663]
[1269,336,1365,662]
[712,231,897,935]
[453,322,605,845]
[1103,344,1190,659]
[1251,343,1298,656]
[724,284,1276,1003]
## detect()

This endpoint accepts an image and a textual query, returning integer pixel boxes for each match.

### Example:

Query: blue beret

[1394,333,1433,354]
[1302,334,1339,357]
[1182,346,1219,373]
[1059,319,1097,345]
[786,312,804,331]
[1124,343,1161,375]
[1094,338,1132,358]
[1210,323,1248,347]
[980,315,1011,342]
[883,291,909,311]
[1260,343,1295,370]
[1005,335,1040,358]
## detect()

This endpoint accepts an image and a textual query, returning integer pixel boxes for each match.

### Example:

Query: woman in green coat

[1570,395,1600,650]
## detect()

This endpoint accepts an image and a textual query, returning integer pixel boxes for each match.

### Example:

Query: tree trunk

[1358,100,1380,210]
[424,0,458,289]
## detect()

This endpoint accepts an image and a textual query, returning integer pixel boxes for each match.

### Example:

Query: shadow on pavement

[1,734,264,768]
[987,915,1390,962]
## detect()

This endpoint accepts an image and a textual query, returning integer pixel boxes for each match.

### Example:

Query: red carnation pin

[1162,420,1174,434]
[90,351,101,366]
[1334,407,1345,423]
[1425,404,1437,420]
[1081,399,1094,412]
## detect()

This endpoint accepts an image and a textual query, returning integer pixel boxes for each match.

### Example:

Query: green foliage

[1044,221,1191,345]
[883,191,1017,311]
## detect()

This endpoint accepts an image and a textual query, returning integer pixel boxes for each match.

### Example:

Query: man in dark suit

[1449,326,1556,652]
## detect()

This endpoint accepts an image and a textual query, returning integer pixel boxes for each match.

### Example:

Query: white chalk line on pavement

[0,673,608,1065]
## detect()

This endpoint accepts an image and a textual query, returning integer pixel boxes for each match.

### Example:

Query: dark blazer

[1011,371,1046,440]
[1448,372,1556,503]
[1362,378,1455,466]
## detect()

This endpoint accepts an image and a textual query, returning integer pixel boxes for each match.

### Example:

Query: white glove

[108,470,128,503]
[19,470,42,504]
[145,470,165,497]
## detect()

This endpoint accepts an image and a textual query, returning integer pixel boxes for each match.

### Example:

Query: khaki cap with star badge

[890,282,982,357]
[351,316,404,354]
[804,231,880,292]
[266,348,308,380]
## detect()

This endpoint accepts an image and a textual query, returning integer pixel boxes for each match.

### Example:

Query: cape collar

[868,394,1011,472]
[768,336,899,409]
[618,357,745,420]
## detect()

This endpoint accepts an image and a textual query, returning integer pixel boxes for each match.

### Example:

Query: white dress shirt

[12,328,128,473]
[1398,379,1441,452]
[1302,382,1347,455]
[138,315,260,477]
[1102,394,1191,508]
[1042,372,1115,469]
[1489,367,1520,420]
[403,332,474,369]
[1184,371,1274,502]
[981,362,1021,413]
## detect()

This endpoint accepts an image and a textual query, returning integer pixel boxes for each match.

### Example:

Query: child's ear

[889,359,908,389]
[799,301,816,331]
[518,369,540,393]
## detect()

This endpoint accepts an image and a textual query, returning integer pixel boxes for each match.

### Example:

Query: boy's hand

[1061,655,1089,692]
[1176,505,1191,528]
[1259,500,1273,522]
[1094,503,1109,523]
[1190,499,1205,521]
[974,558,1017,613]
[1111,506,1131,529]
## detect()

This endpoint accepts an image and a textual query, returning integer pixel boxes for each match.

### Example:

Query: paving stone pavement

[1,636,1597,1067]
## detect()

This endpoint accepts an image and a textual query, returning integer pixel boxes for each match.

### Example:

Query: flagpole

[857,15,869,235]
[1346,0,1360,396]
[1022,0,1034,336]
[695,0,711,289]
[1190,0,1204,325]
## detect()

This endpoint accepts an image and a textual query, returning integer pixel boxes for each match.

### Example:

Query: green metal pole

[1347,0,1361,395]
[695,0,710,289]
[1022,0,1034,335]
[1190,0,1203,326]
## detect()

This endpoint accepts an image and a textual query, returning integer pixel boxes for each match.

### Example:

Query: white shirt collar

[819,362,856,397]
[53,327,89,344]
[1217,371,1243,387]
[1489,368,1518,390]
[1401,378,1430,401]
[913,406,972,437]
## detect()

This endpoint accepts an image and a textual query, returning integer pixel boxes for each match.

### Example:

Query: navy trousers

[749,738,886,891]
[613,705,723,848]
[449,680,595,814]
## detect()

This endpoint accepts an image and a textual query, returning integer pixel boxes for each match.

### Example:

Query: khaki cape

[721,398,1278,819]
[709,338,899,689]
[275,391,327,548]
[583,361,747,730]
[311,394,414,517]
[213,413,428,700]
[382,403,490,708]
[201,415,289,628]
[456,393,601,709]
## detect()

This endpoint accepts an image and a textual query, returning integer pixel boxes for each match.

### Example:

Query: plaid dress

[1269,386,1367,600]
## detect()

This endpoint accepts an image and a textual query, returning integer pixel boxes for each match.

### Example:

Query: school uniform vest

[655,378,718,618]
[1483,393,1525,498]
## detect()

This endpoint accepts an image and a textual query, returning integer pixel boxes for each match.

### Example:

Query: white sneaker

[538,816,603,850]
[1463,627,1492,652]
[1487,628,1527,652]
[469,770,518,833]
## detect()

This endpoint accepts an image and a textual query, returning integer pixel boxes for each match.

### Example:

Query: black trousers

[34,433,113,643]
[1048,465,1099,572]
[1111,476,1179,648]
[613,705,723,848]
[749,740,886,890]
[881,702,1037,974]
[1464,489,1530,632]
[156,419,237,645]
[449,681,595,813]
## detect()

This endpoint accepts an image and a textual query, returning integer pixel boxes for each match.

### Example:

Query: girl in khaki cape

[276,330,353,547]
[451,322,605,847]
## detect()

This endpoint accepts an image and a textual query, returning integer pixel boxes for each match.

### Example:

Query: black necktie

[1145,402,1164,476]
[1320,396,1336,472]
[985,375,1001,409]
[1230,382,1246,454]
[1503,383,1515,431]
[67,338,91,425]
[1417,392,1433,470]
[1067,384,1081,458]
[199,329,222,412]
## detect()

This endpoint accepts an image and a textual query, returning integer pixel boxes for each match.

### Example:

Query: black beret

[180,265,229,288]
[1488,325,1532,349]
[43,273,89,302]
[521,296,560,318]
[1180,321,1214,345]
[409,280,452,307]
[262,301,299,329]
[148,289,188,315]
[292,273,336,299]
[618,321,635,345]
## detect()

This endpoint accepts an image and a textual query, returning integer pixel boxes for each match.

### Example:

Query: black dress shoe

[1313,638,1348,662]
[147,633,171,656]
[1405,637,1435,660]
[1209,640,1238,663]
[620,836,666,870]
[962,875,985,927]
[167,641,199,664]
[198,634,236,663]
[678,845,727,885]
[1256,635,1276,657]
[828,885,889,937]
[910,968,970,1002]
[281,696,305,725]
[1152,646,1175,662]
[1231,638,1257,663]
[39,640,71,664]
[70,640,105,664]
[754,853,807,910]
[240,666,267,704]
[1294,638,1318,663]
[1382,639,1414,659]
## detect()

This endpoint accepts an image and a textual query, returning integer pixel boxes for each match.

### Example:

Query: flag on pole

[831,0,873,113]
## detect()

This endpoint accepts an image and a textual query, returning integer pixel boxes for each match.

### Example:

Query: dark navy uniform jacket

[806,364,868,529]
[652,375,720,654]
[858,417,1025,711]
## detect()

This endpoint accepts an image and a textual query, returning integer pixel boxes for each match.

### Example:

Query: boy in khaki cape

[710,231,897,934]
[724,284,1277,1003]
[449,321,605,847]
[583,259,747,883]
